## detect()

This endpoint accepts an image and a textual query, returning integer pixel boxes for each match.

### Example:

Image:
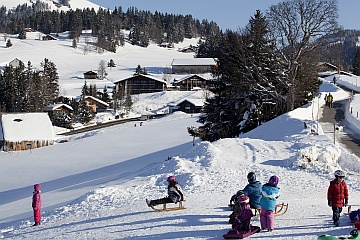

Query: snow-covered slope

[0,0,101,11]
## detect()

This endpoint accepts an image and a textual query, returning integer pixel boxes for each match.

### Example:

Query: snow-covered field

[1,17,360,239]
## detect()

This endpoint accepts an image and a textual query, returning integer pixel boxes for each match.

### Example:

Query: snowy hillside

[0,0,101,11]
[1,83,360,239]
[1,18,360,239]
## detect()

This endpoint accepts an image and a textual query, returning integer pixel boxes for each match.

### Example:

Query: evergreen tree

[353,48,360,76]
[41,58,59,103]
[101,85,110,103]
[6,39,12,48]
[81,81,90,99]
[77,99,93,124]
[199,11,288,141]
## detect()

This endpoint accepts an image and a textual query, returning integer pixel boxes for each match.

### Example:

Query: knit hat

[269,176,279,187]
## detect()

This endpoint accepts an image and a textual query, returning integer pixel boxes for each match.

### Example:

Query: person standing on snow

[327,93,333,108]
[327,170,349,227]
[32,184,42,226]
[259,176,280,232]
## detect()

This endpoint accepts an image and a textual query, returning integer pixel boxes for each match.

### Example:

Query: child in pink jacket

[32,184,42,226]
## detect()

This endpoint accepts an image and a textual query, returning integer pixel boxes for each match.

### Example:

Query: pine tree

[77,99,93,124]
[353,48,360,76]
[6,39,12,48]
[101,86,110,103]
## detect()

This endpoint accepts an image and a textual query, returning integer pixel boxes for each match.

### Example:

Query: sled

[345,205,360,215]
[318,229,360,240]
[223,226,261,239]
[150,201,186,212]
[252,202,289,217]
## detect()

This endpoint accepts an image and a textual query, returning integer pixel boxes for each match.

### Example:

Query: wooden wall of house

[4,140,54,151]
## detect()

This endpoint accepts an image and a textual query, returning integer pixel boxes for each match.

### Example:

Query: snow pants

[33,208,41,223]
[332,207,342,223]
[150,197,174,206]
[260,209,274,230]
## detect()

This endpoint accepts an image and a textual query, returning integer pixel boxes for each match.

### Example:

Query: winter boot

[32,222,40,226]
[334,220,340,227]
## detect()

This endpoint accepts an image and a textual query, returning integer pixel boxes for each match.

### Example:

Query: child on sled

[327,170,349,227]
[224,195,260,239]
[146,175,184,207]
[229,172,262,224]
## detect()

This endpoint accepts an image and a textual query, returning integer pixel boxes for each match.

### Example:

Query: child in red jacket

[327,170,349,226]
[32,184,42,226]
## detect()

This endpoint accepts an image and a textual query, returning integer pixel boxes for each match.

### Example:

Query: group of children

[29,169,349,230]
[229,172,280,232]
[144,169,349,235]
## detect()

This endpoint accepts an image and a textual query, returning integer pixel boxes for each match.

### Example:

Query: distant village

[0,43,216,151]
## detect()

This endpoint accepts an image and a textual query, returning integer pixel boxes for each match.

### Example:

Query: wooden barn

[0,113,55,151]
[113,74,167,95]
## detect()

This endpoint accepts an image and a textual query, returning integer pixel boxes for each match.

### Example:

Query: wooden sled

[345,205,360,216]
[253,203,289,217]
[150,201,186,212]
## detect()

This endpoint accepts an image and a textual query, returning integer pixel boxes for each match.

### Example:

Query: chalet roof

[174,74,213,83]
[0,113,55,142]
[176,98,205,107]
[84,70,97,75]
[45,103,73,111]
[113,74,167,84]
[84,96,109,107]
[171,58,216,66]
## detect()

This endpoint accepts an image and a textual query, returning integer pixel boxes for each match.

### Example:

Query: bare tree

[98,60,107,80]
[267,0,339,111]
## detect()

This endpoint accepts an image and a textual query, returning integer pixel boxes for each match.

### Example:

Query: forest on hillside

[2,0,360,142]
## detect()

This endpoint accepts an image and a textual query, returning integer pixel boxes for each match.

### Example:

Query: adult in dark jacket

[327,170,349,226]
[243,172,262,209]
[32,184,42,226]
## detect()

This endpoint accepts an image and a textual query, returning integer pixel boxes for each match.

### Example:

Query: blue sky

[90,0,360,31]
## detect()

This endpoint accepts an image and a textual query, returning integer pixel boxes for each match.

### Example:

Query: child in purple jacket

[232,195,254,232]
[32,184,42,226]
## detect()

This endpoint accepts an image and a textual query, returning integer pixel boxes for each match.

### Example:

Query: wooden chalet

[171,99,205,114]
[173,74,214,91]
[84,96,109,113]
[83,71,98,79]
[0,113,55,151]
[113,74,167,95]
[44,103,73,115]
[8,58,22,68]
[171,58,216,74]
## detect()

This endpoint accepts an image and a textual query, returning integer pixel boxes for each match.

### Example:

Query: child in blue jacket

[259,176,279,232]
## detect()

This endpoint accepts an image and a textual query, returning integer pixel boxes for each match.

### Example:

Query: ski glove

[344,199,348,207]
[328,200,332,207]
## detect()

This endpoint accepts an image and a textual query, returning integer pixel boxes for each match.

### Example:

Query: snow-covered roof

[84,96,109,107]
[171,58,216,66]
[177,98,205,107]
[0,113,54,141]
[113,74,167,84]
[45,103,73,111]
[173,73,214,82]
